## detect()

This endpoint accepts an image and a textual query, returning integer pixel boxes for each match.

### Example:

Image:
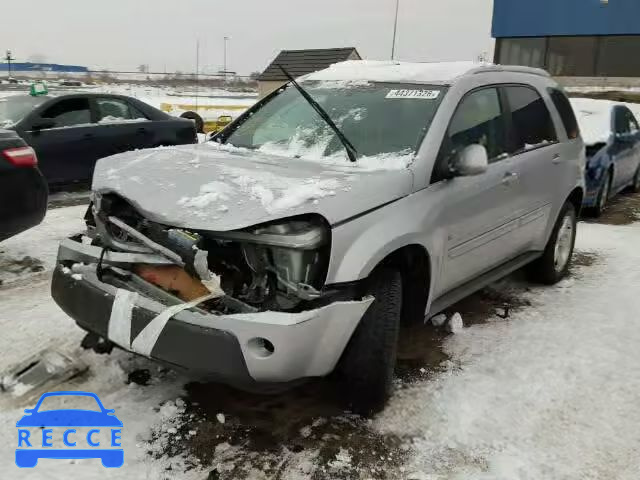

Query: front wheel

[528,201,577,285]
[337,268,402,415]
[592,170,611,217]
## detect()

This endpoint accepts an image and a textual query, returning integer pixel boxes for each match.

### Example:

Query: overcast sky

[1,0,494,75]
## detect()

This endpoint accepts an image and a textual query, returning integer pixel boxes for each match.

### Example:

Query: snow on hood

[92,143,414,231]
[570,98,617,146]
[301,60,484,84]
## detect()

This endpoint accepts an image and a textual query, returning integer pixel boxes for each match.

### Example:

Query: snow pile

[177,181,234,209]
[98,116,149,124]
[224,171,342,214]
[570,98,618,145]
[376,222,640,480]
[303,60,485,84]
[0,205,85,285]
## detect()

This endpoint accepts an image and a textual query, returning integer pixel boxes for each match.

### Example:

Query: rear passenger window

[433,88,508,181]
[128,103,148,120]
[96,98,133,121]
[548,88,579,139]
[505,86,558,154]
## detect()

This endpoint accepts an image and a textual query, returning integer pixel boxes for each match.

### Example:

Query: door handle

[137,127,148,133]
[82,133,94,140]
[552,153,561,164]
[501,172,518,186]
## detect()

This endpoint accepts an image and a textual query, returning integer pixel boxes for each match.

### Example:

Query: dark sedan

[0,129,47,241]
[0,93,197,186]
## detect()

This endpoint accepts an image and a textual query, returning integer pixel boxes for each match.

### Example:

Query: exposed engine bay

[83,193,334,314]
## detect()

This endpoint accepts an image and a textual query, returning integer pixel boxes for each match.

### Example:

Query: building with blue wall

[493,0,640,77]
[0,63,88,73]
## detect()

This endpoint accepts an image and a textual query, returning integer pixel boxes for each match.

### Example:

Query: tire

[180,111,204,134]
[337,268,402,415]
[528,201,577,285]
[592,170,611,218]
[631,166,640,193]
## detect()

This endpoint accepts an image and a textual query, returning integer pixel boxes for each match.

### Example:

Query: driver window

[614,108,630,135]
[432,87,507,183]
[251,96,322,146]
[41,98,91,128]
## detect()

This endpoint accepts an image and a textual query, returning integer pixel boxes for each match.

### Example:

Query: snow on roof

[570,98,617,145]
[301,60,485,84]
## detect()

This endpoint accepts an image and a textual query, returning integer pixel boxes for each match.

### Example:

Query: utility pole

[391,0,400,60]
[195,39,200,110]
[5,50,15,79]
[223,36,229,81]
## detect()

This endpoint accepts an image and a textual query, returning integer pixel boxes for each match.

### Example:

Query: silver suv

[52,61,584,413]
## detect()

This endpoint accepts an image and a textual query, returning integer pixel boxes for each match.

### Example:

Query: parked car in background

[0,129,47,242]
[51,62,584,414]
[570,98,640,216]
[0,93,197,187]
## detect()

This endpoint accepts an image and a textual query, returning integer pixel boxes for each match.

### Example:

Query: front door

[433,86,527,296]
[19,97,96,185]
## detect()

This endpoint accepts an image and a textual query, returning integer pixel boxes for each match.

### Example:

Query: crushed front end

[51,193,372,390]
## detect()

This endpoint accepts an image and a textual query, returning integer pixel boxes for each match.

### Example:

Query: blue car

[15,391,123,468]
[571,98,640,216]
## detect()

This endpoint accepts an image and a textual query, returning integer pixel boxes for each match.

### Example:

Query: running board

[427,252,541,317]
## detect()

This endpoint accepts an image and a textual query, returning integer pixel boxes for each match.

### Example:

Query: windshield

[224,82,446,164]
[0,95,47,127]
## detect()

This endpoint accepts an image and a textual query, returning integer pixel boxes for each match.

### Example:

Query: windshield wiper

[277,64,358,163]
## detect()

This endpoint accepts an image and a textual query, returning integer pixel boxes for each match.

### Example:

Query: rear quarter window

[548,88,580,140]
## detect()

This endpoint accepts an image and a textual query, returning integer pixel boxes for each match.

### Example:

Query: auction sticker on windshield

[385,89,441,99]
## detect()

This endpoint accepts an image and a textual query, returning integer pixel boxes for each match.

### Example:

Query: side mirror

[31,118,55,131]
[23,409,34,414]
[452,144,489,177]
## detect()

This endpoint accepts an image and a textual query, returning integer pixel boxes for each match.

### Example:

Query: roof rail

[468,65,551,78]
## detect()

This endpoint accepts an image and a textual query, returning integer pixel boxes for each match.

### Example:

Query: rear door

[500,85,564,249]
[20,97,96,184]
[91,97,154,161]
[434,86,528,296]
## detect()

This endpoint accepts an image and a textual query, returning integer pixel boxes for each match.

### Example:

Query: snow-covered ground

[0,203,639,479]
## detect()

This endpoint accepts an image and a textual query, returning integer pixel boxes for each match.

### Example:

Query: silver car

[52,61,584,413]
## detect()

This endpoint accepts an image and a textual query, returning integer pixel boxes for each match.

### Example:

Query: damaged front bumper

[51,237,372,390]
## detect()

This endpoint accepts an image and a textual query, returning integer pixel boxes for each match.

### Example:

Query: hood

[92,143,414,231]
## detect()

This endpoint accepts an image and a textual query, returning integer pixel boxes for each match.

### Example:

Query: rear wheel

[337,268,402,415]
[528,201,577,285]
[180,111,204,134]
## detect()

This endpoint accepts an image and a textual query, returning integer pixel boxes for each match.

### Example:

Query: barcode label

[385,89,440,99]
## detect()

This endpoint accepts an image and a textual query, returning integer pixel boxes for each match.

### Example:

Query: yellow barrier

[160,102,248,113]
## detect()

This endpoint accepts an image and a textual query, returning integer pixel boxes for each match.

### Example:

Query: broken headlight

[208,215,330,309]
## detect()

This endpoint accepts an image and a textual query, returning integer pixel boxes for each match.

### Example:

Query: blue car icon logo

[16,391,123,468]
